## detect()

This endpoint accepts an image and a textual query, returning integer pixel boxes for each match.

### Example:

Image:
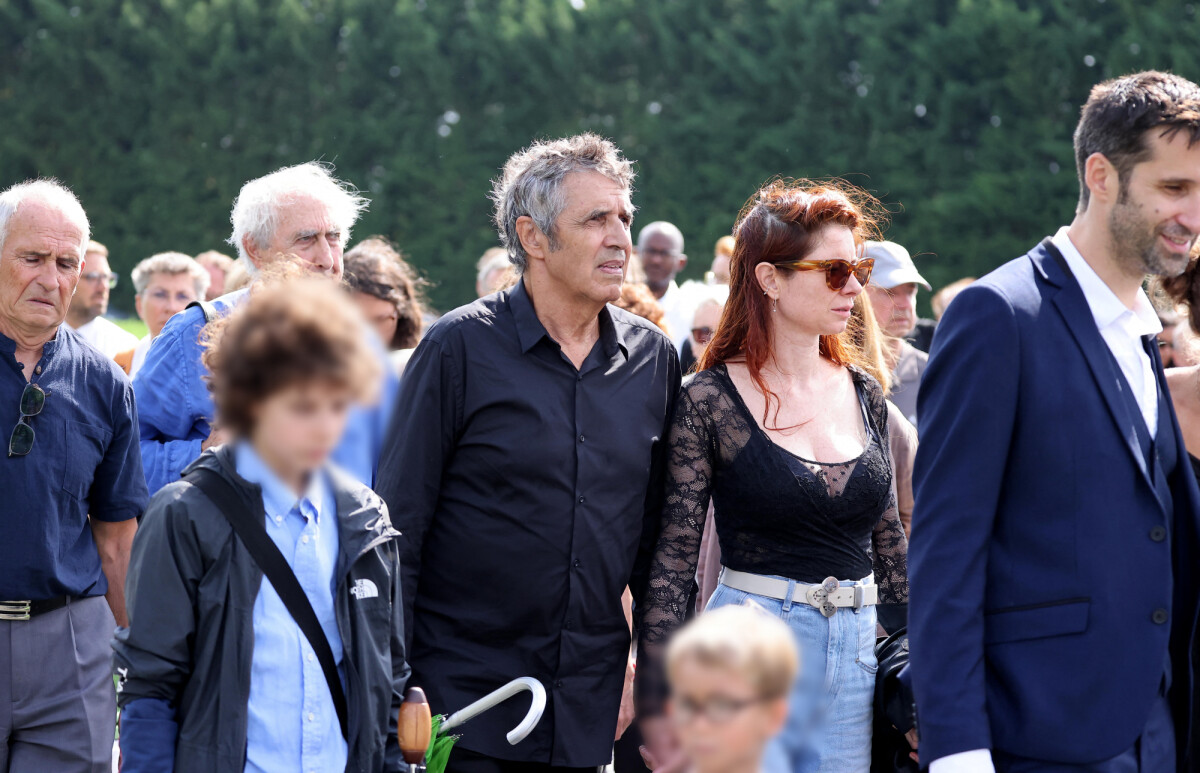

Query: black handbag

[871,626,919,773]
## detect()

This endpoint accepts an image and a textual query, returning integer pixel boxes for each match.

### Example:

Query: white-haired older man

[133,162,396,493]
[378,134,681,772]
[0,179,147,772]
[114,252,209,377]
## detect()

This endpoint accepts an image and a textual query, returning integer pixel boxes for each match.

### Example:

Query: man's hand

[91,517,137,627]
[906,728,919,765]
[638,716,686,772]
[616,655,636,740]
[201,426,229,452]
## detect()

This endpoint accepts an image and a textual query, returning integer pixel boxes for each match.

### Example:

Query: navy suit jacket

[909,239,1200,766]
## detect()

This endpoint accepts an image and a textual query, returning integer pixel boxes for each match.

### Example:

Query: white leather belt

[718,567,878,618]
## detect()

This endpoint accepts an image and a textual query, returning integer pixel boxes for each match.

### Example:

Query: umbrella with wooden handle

[398,687,433,770]
[397,678,548,773]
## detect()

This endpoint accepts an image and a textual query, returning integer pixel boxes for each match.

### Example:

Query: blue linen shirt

[235,441,347,773]
[132,289,398,494]
[0,326,148,599]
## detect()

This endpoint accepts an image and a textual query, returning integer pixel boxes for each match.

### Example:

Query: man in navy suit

[910,71,1200,772]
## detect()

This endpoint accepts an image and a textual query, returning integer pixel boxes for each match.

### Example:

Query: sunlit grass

[113,317,149,339]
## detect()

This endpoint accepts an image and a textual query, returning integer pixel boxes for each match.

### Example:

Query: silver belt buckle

[0,601,31,621]
[806,577,840,618]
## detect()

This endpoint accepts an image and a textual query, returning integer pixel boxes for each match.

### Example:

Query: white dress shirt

[128,335,152,379]
[656,280,691,351]
[929,228,1164,773]
[1053,226,1162,435]
[73,316,140,360]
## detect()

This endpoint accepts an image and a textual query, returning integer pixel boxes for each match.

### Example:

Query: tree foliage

[1,0,1196,313]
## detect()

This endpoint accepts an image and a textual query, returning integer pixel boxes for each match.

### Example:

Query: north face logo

[350,579,379,599]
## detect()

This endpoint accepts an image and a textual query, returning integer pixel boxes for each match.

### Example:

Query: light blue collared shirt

[235,442,347,773]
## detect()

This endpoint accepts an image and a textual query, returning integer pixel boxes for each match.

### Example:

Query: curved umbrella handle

[438,676,548,745]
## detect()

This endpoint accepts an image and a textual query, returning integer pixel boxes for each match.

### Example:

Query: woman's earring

[772,297,778,313]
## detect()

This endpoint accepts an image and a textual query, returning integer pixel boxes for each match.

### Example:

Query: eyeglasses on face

[671,694,769,725]
[778,257,874,291]
[81,271,118,289]
[144,288,198,304]
[9,383,45,457]
[691,326,714,344]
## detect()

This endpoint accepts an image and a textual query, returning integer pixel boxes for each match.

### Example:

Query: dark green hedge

[2,0,1194,313]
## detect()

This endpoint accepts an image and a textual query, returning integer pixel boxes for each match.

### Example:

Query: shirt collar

[0,325,64,360]
[506,277,626,359]
[1051,227,1163,337]
[234,441,327,523]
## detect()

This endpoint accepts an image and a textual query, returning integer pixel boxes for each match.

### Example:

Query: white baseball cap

[864,241,931,291]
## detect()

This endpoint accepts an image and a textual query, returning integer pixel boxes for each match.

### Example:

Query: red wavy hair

[699,178,885,426]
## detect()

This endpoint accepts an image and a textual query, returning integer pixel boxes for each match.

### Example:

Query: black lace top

[636,364,909,712]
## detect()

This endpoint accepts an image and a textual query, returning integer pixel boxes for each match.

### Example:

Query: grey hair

[0,179,90,255]
[637,221,685,253]
[227,161,369,265]
[131,251,211,299]
[490,133,636,273]
[477,249,511,286]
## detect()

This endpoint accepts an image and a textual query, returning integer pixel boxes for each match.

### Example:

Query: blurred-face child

[666,604,797,773]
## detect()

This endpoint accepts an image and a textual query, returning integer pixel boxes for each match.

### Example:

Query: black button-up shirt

[377,279,680,766]
[0,326,147,599]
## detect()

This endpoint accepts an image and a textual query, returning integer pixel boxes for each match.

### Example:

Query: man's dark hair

[1074,71,1200,212]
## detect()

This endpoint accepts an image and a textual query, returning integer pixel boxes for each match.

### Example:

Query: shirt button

[275,516,283,524]
[34,366,42,375]
[573,558,581,569]
[1150,526,1167,542]
[577,495,585,504]
[307,712,315,722]
[307,653,315,663]
[555,679,564,688]
[1153,609,1169,625]
[578,434,586,443]
[564,619,573,630]
[301,535,310,544]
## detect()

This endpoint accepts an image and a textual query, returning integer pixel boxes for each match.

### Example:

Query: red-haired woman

[636,180,909,773]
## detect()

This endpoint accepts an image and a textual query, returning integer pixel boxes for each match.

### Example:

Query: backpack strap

[182,466,349,738]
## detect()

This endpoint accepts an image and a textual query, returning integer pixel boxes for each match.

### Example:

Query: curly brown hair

[614,282,669,334]
[201,273,381,436]
[343,237,427,350]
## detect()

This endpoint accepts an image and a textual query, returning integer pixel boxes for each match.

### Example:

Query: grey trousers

[0,596,117,773]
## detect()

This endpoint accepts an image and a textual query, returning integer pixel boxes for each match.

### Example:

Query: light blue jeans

[707,576,876,773]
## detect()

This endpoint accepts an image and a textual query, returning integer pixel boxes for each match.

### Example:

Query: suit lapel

[1035,240,1154,486]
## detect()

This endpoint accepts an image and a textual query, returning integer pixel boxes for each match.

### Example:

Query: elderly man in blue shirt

[133,162,397,493]
[0,179,148,772]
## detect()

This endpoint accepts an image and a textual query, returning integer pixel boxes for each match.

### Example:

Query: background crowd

[4,0,1197,318]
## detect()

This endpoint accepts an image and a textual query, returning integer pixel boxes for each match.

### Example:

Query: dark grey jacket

[113,447,410,772]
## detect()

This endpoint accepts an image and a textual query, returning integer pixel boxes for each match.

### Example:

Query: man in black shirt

[377,133,681,772]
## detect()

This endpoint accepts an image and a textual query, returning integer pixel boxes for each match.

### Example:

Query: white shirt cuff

[929,748,994,773]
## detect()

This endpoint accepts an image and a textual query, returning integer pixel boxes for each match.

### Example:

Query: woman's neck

[764,324,824,384]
